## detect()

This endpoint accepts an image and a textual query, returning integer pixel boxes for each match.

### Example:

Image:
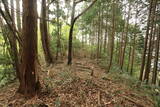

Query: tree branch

[75,0,87,4]
[1,0,22,45]
[74,0,97,22]
[0,7,22,46]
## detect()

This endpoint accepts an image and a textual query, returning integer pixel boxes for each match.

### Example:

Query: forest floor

[0,58,157,107]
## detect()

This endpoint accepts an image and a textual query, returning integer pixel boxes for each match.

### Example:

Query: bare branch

[0,7,22,45]
[75,0,87,4]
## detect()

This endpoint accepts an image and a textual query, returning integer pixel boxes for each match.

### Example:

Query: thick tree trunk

[40,0,54,65]
[18,0,40,97]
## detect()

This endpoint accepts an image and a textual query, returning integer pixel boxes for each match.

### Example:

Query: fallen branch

[121,95,144,107]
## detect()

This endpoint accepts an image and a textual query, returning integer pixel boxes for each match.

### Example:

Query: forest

[0,0,160,106]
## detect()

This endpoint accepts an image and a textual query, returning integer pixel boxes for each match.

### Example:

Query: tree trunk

[40,0,54,65]
[139,0,154,81]
[143,0,157,83]
[56,0,61,60]
[103,18,108,53]
[97,6,101,59]
[107,1,115,72]
[127,44,132,72]
[16,0,21,31]
[120,3,131,71]
[152,26,160,84]
[18,0,40,97]
[68,0,76,65]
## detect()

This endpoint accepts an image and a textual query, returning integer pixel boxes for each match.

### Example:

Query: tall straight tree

[56,0,61,60]
[18,0,40,97]
[120,2,131,71]
[107,0,115,72]
[139,0,153,81]
[152,24,160,84]
[143,0,157,83]
[40,0,54,65]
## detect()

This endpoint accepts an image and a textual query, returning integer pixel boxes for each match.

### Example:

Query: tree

[143,0,157,83]
[120,1,131,71]
[107,0,116,72]
[40,0,54,65]
[152,25,160,84]
[139,0,154,81]
[18,0,40,97]
[0,0,21,82]
[67,0,97,65]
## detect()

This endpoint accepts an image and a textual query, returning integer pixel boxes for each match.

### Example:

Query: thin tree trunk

[40,0,54,65]
[97,7,101,59]
[68,0,76,65]
[127,44,132,72]
[152,26,160,84]
[107,1,115,72]
[139,0,154,81]
[120,3,131,71]
[143,0,157,83]
[56,0,61,60]
[67,0,97,65]
[16,0,21,31]
[130,10,138,75]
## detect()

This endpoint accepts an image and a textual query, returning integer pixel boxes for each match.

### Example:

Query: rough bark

[18,0,40,97]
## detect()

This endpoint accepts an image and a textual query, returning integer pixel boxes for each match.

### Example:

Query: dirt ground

[0,58,155,107]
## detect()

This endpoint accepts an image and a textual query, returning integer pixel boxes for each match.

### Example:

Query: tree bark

[120,3,131,71]
[107,1,115,72]
[139,0,154,81]
[56,0,61,60]
[143,0,157,83]
[152,26,160,84]
[18,0,40,97]
[67,0,97,65]
[40,0,54,65]
[16,0,21,31]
